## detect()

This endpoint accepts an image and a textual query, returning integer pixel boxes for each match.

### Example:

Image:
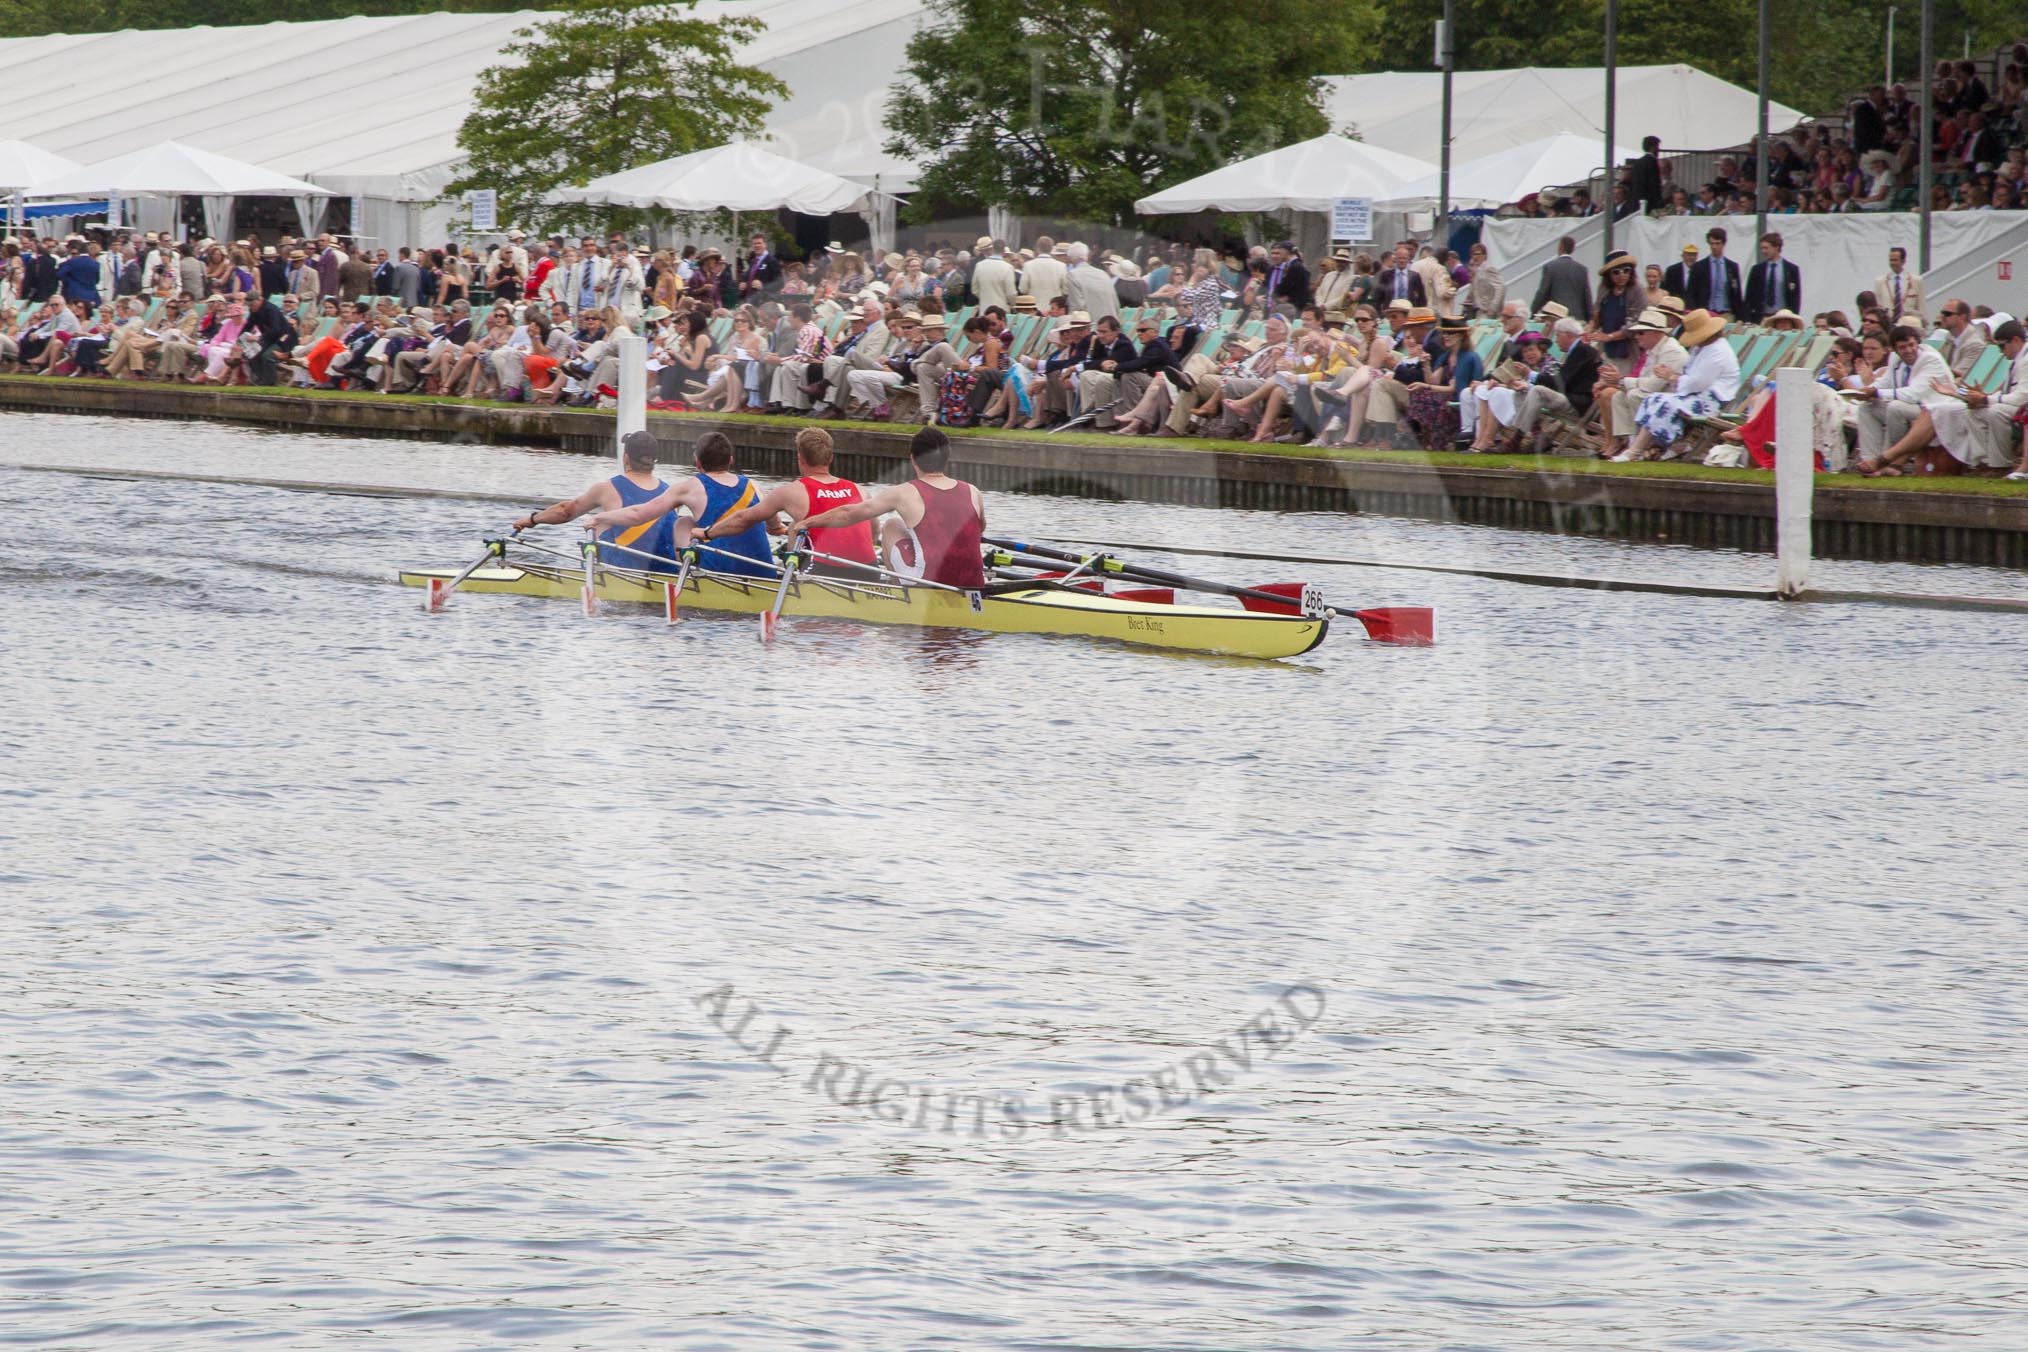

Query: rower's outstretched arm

[700,482,805,541]
[513,484,612,532]
[794,482,908,533]
[581,480,691,533]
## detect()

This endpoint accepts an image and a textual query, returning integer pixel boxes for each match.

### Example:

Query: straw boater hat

[1229,335,1264,354]
[408,306,433,321]
[899,308,924,323]
[1598,249,1638,277]
[1534,301,1569,323]
[1677,308,1727,347]
[288,250,305,262]
[1766,309,1804,330]
[641,305,672,322]
[975,235,994,252]
[1012,294,1038,312]
[823,241,844,254]
[1861,149,1894,172]
[1385,297,1413,314]
[1404,306,1437,326]
[1330,247,1353,263]
[1653,294,1686,321]
[918,314,948,332]
[1051,309,1093,335]
[1629,308,1668,332]
[1108,258,1143,280]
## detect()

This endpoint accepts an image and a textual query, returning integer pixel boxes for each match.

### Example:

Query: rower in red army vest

[791,426,986,588]
[689,426,880,578]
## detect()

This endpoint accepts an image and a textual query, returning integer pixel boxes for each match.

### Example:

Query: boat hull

[398,562,1328,660]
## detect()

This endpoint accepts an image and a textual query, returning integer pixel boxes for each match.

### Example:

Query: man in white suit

[1020,237,1068,308]
[1063,242,1119,325]
[568,247,609,317]
[600,241,643,323]
[1874,246,1928,327]
[969,236,1018,313]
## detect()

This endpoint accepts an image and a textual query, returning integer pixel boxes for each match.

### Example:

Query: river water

[2,413,2025,1349]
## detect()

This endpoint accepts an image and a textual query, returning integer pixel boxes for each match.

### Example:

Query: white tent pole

[1774,366,1814,597]
[615,333,647,468]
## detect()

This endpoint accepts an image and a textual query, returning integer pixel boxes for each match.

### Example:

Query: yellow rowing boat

[398,559,1329,660]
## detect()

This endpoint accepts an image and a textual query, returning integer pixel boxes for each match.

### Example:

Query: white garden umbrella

[25,139,330,240]
[1376,133,1641,211]
[1135,134,1436,215]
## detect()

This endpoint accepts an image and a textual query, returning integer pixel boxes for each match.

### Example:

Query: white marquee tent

[0,0,933,247]
[28,139,329,242]
[1323,65,1803,167]
[1135,135,1435,215]
[552,144,872,216]
[0,139,79,235]
[1377,134,1642,211]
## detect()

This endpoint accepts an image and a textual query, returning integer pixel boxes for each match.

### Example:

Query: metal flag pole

[1755,0,1770,244]
[1604,0,1618,257]
[1437,0,1453,235]
[1919,0,1934,270]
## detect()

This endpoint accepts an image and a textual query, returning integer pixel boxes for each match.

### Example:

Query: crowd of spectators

[1503,48,2028,219]
[0,197,2021,477]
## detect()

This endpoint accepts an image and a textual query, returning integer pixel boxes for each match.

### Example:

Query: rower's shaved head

[694,432,735,473]
[795,426,835,469]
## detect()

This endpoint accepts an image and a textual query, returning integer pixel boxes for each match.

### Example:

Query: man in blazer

[1661,244,1697,302]
[1090,312,1179,427]
[738,233,781,300]
[1073,314,1140,421]
[1265,241,1311,314]
[1686,226,1744,318]
[1741,231,1802,323]
[1377,245,1426,308]
[1530,235,1591,320]
[1875,247,1928,327]
[811,300,891,418]
[568,248,608,316]
[1063,243,1119,325]
[1513,317,1603,448]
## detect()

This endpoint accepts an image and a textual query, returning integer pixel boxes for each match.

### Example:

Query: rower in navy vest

[580,431,776,578]
[512,428,680,570]
[679,425,881,579]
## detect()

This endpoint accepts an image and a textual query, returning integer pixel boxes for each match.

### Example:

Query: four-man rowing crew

[398,426,1434,660]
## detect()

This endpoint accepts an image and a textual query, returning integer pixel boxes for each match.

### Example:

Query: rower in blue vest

[513,429,681,571]
[582,431,777,578]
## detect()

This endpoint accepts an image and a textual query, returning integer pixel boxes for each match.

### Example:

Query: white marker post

[1774,366,1814,597]
[615,332,647,468]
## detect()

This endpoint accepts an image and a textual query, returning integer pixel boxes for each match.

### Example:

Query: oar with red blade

[983,537,1434,645]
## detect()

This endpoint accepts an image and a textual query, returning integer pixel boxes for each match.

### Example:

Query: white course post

[1774,366,1814,597]
[615,332,647,468]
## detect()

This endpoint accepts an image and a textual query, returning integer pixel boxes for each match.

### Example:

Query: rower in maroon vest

[792,426,986,589]
[691,425,880,578]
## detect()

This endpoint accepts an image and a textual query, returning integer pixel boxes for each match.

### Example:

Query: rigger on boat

[401,425,1432,659]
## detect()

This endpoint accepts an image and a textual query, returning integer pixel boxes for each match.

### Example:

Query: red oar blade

[1237,582,1307,616]
[1353,606,1435,646]
[1113,587,1175,605]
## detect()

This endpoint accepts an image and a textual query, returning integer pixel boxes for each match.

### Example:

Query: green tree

[442,0,785,237]
[884,0,1383,227]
